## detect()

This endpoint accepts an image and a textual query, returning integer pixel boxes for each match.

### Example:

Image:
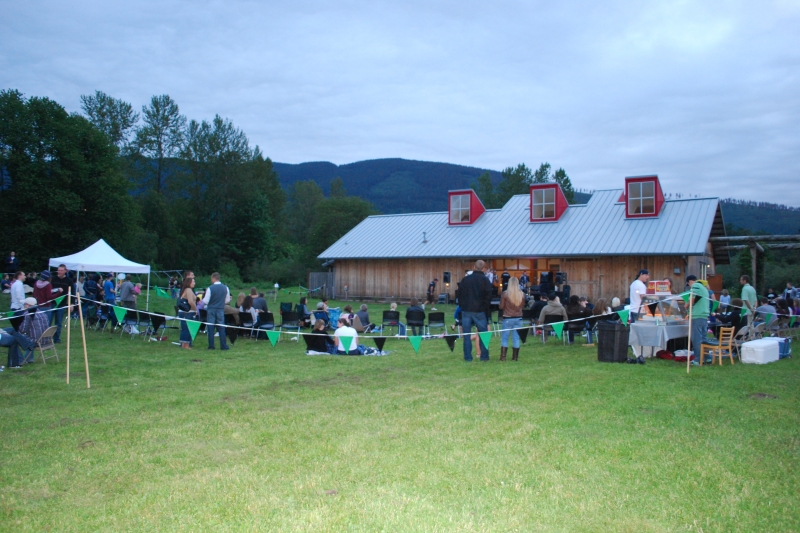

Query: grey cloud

[2,0,798,203]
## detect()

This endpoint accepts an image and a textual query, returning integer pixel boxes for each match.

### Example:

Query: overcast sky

[3,1,799,204]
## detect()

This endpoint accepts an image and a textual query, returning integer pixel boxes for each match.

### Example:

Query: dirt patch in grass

[749,392,779,399]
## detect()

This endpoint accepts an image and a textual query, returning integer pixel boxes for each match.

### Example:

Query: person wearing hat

[686,275,710,365]
[32,271,55,320]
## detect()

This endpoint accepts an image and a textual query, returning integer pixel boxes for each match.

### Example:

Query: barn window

[628,180,656,215]
[449,193,471,224]
[531,188,556,219]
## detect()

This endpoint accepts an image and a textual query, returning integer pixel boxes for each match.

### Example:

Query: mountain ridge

[272,158,799,235]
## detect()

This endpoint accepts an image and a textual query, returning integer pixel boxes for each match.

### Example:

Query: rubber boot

[500,347,507,362]
[512,347,519,361]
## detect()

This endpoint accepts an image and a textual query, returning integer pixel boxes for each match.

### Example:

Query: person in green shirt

[740,275,758,328]
[686,275,710,365]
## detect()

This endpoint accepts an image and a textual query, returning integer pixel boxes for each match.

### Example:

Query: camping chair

[312,310,330,329]
[406,310,426,336]
[119,310,139,338]
[144,314,167,342]
[426,312,446,336]
[239,312,256,339]
[352,314,369,335]
[381,311,401,335]
[95,304,111,332]
[256,311,275,341]
[328,308,341,327]
[700,327,735,365]
[437,293,448,305]
[521,308,536,327]
[136,312,152,337]
[541,314,566,345]
[35,326,59,364]
[278,311,301,339]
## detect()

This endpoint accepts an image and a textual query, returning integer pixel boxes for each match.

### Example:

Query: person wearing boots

[499,276,525,361]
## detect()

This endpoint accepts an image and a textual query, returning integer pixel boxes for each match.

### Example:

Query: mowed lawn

[1,294,799,532]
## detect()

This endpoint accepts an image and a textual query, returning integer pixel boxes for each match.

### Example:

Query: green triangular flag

[740,306,748,317]
[53,295,65,306]
[791,316,796,327]
[266,330,280,347]
[113,306,127,323]
[409,336,422,353]
[617,309,629,326]
[711,300,720,313]
[186,320,201,341]
[680,292,690,304]
[551,322,564,339]
[764,313,772,325]
[478,331,492,351]
[156,287,171,299]
[338,336,353,353]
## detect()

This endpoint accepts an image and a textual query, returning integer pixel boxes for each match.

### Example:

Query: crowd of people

[4,248,799,367]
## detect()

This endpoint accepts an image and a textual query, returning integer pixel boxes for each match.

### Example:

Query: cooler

[740,338,780,364]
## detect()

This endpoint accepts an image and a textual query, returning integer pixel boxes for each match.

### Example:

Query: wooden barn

[317,176,728,302]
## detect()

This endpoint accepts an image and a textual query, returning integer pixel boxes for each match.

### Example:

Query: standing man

[427,278,438,309]
[686,275,710,365]
[50,264,75,344]
[783,282,797,302]
[458,260,492,362]
[519,272,529,293]
[9,271,26,311]
[629,269,649,323]
[202,272,231,350]
[118,275,136,309]
[740,275,758,328]
[4,252,19,275]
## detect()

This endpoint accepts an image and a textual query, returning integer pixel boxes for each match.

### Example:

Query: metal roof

[319,189,723,260]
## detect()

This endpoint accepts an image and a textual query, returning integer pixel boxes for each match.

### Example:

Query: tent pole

[77,291,90,388]
[147,272,150,311]
[66,286,71,385]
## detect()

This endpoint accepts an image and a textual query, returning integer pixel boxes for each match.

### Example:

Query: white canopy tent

[49,239,152,310]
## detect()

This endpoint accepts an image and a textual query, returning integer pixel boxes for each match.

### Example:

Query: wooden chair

[700,327,735,365]
[36,326,59,364]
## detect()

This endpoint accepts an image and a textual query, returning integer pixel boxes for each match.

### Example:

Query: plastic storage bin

[740,338,780,364]
[597,322,630,362]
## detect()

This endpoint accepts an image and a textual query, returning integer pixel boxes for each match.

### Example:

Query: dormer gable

[529,183,568,223]
[448,189,486,226]
[624,175,665,218]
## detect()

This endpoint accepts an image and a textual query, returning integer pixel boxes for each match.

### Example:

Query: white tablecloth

[629,322,689,350]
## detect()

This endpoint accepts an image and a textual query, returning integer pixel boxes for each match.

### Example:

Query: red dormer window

[624,175,664,218]
[529,183,568,222]
[448,189,486,225]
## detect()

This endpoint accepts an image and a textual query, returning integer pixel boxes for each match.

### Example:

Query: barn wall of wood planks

[333,255,705,301]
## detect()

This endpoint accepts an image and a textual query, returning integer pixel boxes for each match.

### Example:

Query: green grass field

[1,290,799,531]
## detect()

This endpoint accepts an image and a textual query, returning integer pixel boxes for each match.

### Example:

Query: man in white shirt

[202,272,232,350]
[628,269,649,364]
[334,317,359,355]
[629,269,649,324]
[9,271,26,311]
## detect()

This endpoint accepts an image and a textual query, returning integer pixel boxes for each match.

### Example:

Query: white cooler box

[740,338,780,364]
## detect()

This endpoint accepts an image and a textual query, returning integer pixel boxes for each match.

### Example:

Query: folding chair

[406,310,425,336]
[120,310,139,338]
[256,311,275,341]
[426,312,446,336]
[313,310,330,329]
[381,311,401,335]
[35,326,59,364]
[278,311,301,338]
[279,302,293,315]
[541,314,566,344]
[239,312,256,339]
[145,314,167,342]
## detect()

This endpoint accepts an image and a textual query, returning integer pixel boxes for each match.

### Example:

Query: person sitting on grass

[334,317,359,355]
[306,318,336,354]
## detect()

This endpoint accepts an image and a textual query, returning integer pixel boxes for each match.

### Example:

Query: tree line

[471,162,576,209]
[0,89,375,284]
